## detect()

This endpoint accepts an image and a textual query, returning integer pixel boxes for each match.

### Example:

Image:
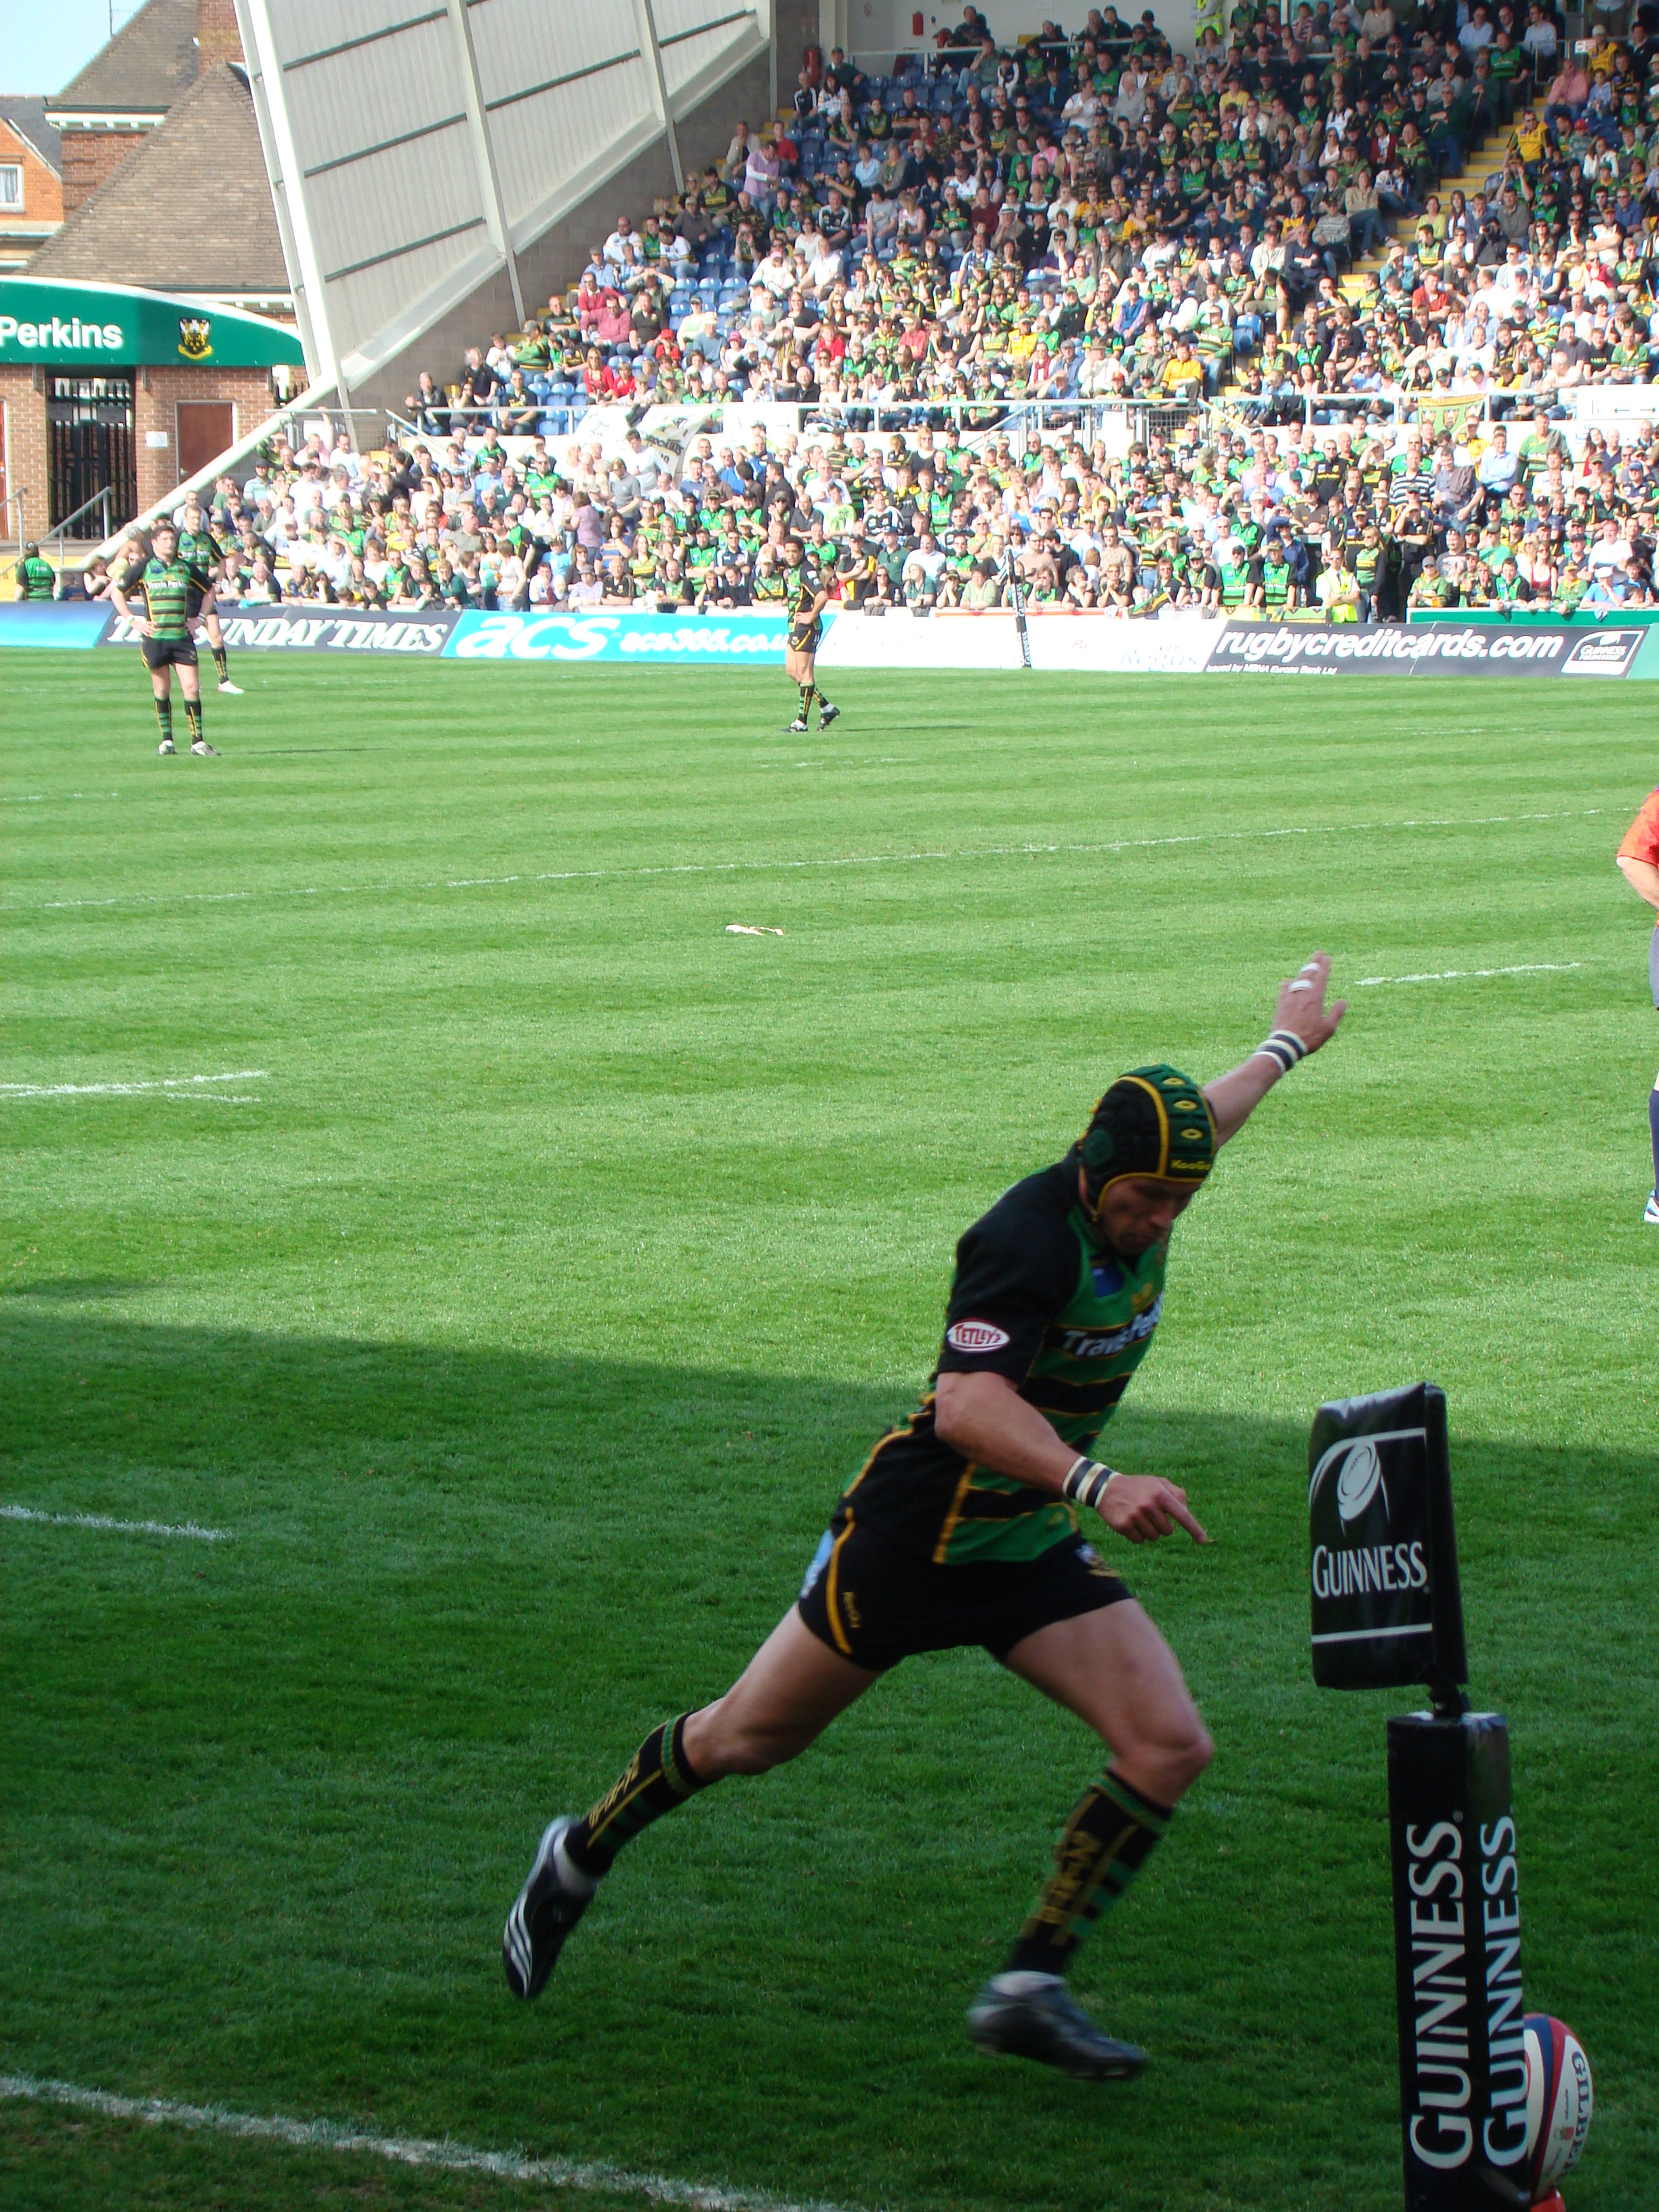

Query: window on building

[0,168,21,210]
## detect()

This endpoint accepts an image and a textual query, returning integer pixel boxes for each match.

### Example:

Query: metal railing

[0,486,28,551]
[44,486,116,561]
[387,394,1203,459]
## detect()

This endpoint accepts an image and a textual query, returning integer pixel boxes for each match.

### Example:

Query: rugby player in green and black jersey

[504,956,1347,2078]
[781,537,839,733]
[108,520,216,755]
[177,496,243,695]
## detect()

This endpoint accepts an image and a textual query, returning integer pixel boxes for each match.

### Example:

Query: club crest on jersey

[177,316,213,362]
[946,1319,1011,1353]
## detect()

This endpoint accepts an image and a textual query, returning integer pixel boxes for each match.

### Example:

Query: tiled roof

[0,98,61,174]
[28,64,289,296]
[47,0,200,118]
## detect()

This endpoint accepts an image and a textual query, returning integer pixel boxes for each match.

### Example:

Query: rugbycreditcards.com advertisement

[1206,620,1646,678]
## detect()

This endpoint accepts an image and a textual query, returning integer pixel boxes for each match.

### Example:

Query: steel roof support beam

[234,0,337,399]
[633,0,684,195]
[445,0,525,329]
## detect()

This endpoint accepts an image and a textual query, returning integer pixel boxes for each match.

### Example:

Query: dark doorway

[176,400,234,485]
[47,373,137,533]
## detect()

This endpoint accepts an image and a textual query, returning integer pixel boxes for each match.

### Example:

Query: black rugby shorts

[797,1507,1130,1673]
[142,634,199,670]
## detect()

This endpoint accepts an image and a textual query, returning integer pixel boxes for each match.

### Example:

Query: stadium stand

[102,3,1659,619]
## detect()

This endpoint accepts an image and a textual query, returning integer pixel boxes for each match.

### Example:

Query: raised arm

[1202,949,1347,1147]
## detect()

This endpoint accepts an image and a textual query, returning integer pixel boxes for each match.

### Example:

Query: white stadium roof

[234,0,772,395]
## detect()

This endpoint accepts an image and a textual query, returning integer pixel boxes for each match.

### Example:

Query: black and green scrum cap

[1079,1065,1216,1205]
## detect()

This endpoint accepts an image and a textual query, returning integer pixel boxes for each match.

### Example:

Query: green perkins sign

[0,279,305,370]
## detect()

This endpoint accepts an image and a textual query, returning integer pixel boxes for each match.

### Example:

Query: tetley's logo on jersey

[1056,1296,1163,1360]
[178,316,213,361]
[945,1319,1012,1353]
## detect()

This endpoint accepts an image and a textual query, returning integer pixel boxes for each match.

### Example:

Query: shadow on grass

[2,1303,1654,2212]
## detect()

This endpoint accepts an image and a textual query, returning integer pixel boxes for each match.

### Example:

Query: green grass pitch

[3,651,1656,2212]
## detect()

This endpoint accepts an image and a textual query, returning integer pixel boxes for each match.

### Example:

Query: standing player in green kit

[177,496,243,696]
[108,521,217,755]
[504,956,1347,2077]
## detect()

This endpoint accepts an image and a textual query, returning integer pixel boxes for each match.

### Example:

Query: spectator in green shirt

[10,546,57,602]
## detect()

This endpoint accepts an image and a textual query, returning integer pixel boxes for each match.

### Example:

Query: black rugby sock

[211,643,229,684]
[563,1713,710,1880]
[184,699,204,746]
[798,682,817,719]
[1002,1770,1170,1978]
[155,696,173,745]
[1650,1081,1658,1191]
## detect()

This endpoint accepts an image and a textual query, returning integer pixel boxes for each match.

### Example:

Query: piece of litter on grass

[725,924,784,937]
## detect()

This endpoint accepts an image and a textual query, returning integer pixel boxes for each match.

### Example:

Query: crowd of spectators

[398,0,1659,424]
[87,396,1659,622]
[83,1,1659,621]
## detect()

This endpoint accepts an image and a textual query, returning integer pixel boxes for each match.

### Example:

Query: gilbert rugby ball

[1523,2013,1593,2198]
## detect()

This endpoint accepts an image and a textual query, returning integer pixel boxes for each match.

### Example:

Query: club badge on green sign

[0,279,304,369]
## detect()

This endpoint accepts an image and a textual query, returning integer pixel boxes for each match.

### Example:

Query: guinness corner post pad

[1309,1385,1531,2211]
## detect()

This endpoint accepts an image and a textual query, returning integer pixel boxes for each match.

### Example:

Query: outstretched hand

[1271,951,1347,1057]
[1097,1475,1209,1546]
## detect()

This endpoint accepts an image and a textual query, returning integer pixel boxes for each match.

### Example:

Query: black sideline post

[1309,1385,1530,2209]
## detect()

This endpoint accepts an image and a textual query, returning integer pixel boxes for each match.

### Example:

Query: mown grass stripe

[3,807,1612,918]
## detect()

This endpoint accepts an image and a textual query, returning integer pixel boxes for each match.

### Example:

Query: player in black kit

[502,958,1348,2081]
[781,537,838,733]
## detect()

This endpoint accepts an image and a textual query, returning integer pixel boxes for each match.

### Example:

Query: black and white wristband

[1062,1455,1118,1513]
[1253,1029,1308,1076]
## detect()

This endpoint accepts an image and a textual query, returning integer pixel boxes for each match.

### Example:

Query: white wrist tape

[1253,1029,1308,1076]
[1062,1455,1118,1512]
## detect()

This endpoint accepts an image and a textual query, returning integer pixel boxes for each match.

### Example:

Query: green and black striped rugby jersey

[840,1152,1167,1564]
[176,526,224,590]
[137,558,193,640]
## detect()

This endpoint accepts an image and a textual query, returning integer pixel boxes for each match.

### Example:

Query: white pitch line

[1,1504,232,1542]
[3,806,1610,918]
[0,2075,869,2212]
[0,1070,266,1100]
[1353,962,1583,987]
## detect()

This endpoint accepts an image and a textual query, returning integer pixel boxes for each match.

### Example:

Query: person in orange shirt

[1615,785,1659,1224]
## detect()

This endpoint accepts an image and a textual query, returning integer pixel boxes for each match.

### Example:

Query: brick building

[45,0,209,224]
[0,102,64,273]
[0,0,298,546]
